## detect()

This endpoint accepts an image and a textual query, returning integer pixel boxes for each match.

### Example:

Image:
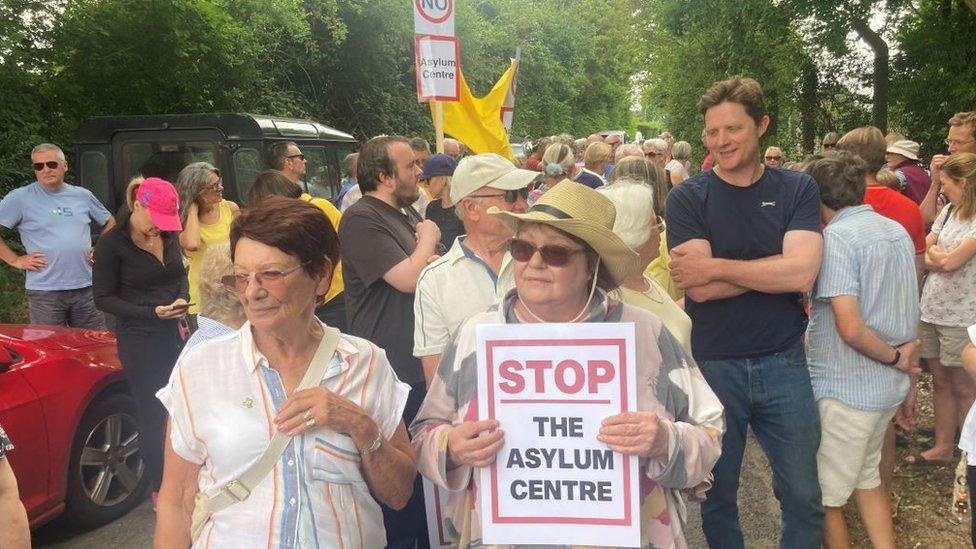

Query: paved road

[33,434,781,548]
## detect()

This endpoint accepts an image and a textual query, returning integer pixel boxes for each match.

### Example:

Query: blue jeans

[698,341,824,549]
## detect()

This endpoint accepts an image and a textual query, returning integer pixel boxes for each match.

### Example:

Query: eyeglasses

[205,177,223,190]
[652,215,666,233]
[764,156,782,161]
[508,238,585,267]
[220,262,308,293]
[33,161,60,171]
[468,187,529,203]
[945,138,976,148]
[822,143,837,149]
[286,153,306,161]
[644,152,659,158]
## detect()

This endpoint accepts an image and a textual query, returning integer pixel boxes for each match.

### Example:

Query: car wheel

[63,392,149,527]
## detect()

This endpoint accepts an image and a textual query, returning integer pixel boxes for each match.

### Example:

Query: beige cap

[449,153,540,206]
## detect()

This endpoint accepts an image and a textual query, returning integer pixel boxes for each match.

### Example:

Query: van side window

[234,148,262,201]
[301,146,338,200]
[80,152,110,208]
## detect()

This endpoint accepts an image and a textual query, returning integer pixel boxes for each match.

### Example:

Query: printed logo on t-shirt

[52,207,74,217]
[760,201,776,208]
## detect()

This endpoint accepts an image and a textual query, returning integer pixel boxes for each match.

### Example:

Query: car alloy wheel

[78,411,144,507]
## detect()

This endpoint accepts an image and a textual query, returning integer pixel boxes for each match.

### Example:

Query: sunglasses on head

[508,237,585,267]
[468,187,529,204]
[33,161,59,171]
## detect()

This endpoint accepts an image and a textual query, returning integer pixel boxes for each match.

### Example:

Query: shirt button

[289,497,297,506]
[288,459,295,466]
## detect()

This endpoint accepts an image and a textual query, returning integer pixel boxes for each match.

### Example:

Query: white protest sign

[414,35,460,102]
[413,0,454,36]
[476,322,640,547]
[501,48,519,132]
[422,478,456,548]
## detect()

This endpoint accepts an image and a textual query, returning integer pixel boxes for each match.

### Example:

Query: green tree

[889,0,976,158]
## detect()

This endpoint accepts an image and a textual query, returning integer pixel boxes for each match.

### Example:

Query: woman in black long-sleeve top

[92,177,188,496]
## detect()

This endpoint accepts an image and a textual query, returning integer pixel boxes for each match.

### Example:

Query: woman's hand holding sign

[598,412,670,460]
[447,419,505,468]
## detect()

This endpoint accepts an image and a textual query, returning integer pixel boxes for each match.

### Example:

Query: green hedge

[0,231,28,324]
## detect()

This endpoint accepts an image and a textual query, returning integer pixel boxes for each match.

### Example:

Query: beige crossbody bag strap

[190,326,341,541]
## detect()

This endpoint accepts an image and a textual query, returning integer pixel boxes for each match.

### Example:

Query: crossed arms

[668,230,823,302]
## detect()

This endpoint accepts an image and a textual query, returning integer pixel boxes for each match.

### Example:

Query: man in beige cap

[413,153,538,383]
[885,139,929,204]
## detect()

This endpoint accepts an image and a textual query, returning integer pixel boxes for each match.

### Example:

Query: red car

[0,324,148,528]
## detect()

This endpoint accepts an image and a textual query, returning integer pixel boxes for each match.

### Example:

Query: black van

[75,113,358,212]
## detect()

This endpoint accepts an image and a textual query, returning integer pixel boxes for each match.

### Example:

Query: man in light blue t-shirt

[0,143,115,328]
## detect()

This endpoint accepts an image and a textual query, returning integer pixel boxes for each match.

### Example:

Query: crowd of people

[0,74,975,549]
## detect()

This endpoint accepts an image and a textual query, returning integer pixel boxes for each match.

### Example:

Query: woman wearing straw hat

[410,180,724,548]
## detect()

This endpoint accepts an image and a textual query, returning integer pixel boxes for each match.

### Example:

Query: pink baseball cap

[136,178,182,232]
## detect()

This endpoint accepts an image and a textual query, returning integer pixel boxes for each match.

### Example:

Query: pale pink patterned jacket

[410,291,724,549]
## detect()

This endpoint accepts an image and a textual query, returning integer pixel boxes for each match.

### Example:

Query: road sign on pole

[414,0,454,36]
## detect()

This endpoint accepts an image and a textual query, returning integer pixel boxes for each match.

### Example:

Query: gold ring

[303,409,312,421]
[305,417,316,428]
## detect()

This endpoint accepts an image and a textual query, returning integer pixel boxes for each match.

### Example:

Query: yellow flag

[432,60,515,160]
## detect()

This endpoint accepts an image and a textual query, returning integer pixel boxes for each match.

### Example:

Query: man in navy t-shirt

[666,76,824,549]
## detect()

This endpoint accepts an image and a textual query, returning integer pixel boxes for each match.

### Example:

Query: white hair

[31,143,66,161]
[642,138,667,154]
[597,179,655,251]
[614,143,643,162]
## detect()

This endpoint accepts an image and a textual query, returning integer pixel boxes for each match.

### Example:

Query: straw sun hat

[488,179,641,284]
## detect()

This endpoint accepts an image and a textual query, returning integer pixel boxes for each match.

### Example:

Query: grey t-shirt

[338,196,423,384]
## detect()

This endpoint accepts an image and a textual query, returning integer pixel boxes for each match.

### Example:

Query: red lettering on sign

[499,360,524,394]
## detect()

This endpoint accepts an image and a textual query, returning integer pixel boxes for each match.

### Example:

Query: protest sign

[415,35,460,103]
[422,478,455,548]
[476,322,640,547]
[413,0,454,36]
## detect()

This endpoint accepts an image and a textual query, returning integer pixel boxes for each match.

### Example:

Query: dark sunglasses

[644,152,659,158]
[822,143,836,149]
[468,187,529,204]
[286,153,306,161]
[33,161,60,171]
[508,237,585,267]
[765,156,782,160]
[220,263,308,294]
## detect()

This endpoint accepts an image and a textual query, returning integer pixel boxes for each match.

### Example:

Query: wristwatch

[883,347,901,366]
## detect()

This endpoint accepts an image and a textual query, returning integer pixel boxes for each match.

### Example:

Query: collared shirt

[806,205,918,411]
[410,290,724,549]
[157,321,409,548]
[0,181,111,290]
[182,315,236,353]
[413,237,515,357]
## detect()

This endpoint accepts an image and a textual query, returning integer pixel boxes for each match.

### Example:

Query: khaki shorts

[919,321,969,367]
[817,398,897,507]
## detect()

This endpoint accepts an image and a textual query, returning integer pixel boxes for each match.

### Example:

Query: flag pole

[434,100,445,154]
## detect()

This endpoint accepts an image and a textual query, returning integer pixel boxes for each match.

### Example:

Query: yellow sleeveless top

[300,193,345,304]
[185,200,234,315]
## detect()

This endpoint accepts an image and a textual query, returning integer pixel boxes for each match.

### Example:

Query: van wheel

[64,393,149,527]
